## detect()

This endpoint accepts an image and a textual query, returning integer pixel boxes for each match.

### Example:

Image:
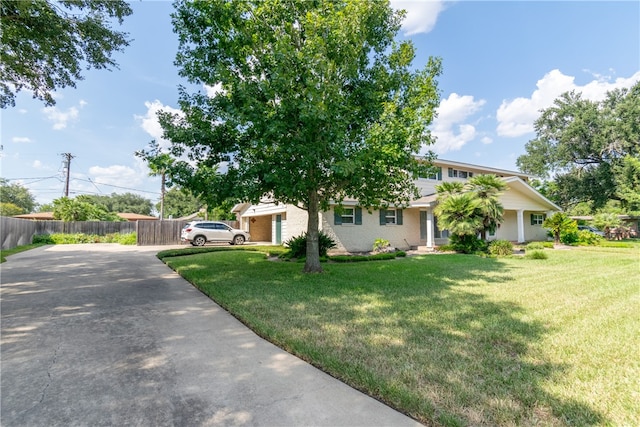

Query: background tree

[0,178,36,213]
[0,202,25,216]
[136,140,175,219]
[77,193,153,215]
[1,0,132,108]
[52,197,123,221]
[160,0,441,272]
[161,187,202,219]
[517,82,640,212]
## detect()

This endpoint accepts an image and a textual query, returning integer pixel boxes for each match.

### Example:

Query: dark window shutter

[355,207,362,225]
[530,214,534,225]
[448,168,453,178]
[334,210,342,225]
[397,209,403,225]
[379,209,386,225]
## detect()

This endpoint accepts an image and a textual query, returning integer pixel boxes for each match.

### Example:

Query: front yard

[162,245,639,426]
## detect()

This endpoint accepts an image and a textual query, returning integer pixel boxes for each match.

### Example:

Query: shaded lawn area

[162,246,639,426]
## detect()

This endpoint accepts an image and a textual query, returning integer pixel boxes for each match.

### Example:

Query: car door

[212,222,234,242]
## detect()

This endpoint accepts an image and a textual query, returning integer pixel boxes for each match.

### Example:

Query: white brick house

[232,159,561,252]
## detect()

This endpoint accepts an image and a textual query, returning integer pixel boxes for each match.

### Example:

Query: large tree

[0,178,36,213]
[1,0,132,108]
[161,187,202,219]
[160,0,441,272]
[517,82,640,211]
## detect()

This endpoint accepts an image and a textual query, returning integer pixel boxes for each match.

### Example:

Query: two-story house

[231,159,561,252]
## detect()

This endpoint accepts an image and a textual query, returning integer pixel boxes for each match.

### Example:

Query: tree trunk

[303,190,323,273]
[160,171,166,220]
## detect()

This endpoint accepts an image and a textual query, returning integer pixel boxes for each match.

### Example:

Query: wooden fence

[136,220,239,245]
[1,216,240,249]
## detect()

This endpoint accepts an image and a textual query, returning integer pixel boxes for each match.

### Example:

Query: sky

[2,0,639,210]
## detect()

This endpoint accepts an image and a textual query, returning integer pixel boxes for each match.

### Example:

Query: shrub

[526,242,545,251]
[488,239,513,256]
[576,230,602,246]
[32,234,54,244]
[283,231,337,258]
[329,252,401,263]
[526,250,548,259]
[372,238,390,252]
[449,234,487,254]
[32,232,137,245]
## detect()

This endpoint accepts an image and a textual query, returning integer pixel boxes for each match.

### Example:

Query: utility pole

[62,153,74,197]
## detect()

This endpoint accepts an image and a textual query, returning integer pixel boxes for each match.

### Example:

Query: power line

[73,177,161,195]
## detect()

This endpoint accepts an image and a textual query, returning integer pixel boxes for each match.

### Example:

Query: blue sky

[2,0,639,209]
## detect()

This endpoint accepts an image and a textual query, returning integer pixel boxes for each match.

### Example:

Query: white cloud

[496,69,640,137]
[18,109,27,114]
[391,0,446,35]
[12,137,32,143]
[33,160,43,168]
[135,100,183,150]
[79,99,88,108]
[481,136,492,145]
[204,83,224,97]
[88,164,145,189]
[429,93,486,154]
[42,105,79,130]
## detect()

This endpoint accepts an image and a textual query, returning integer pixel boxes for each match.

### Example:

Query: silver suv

[181,221,250,246]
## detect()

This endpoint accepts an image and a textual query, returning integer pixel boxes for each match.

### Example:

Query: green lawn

[163,245,639,426]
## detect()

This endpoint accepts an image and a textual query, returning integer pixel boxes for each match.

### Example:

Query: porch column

[426,210,434,248]
[517,209,525,243]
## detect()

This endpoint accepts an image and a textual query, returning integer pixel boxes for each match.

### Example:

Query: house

[232,159,561,252]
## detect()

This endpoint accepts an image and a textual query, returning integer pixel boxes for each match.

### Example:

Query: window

[379,209,403,225]
[341,208,355,224]
[531,213,545,225]
[419,167,442,180]
[384,209,397,224]
[448,168,474,179]
[334,207,362,225]
[434,216,449,238]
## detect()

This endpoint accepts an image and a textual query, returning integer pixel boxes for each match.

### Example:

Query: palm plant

[543,212,576,244]
[465,174,507,240]
[434,193,483,237]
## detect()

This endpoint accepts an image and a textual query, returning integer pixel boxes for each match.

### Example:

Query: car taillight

[185,228,192,232]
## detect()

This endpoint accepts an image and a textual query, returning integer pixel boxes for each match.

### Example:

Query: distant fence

[1,216,239,249]
[1,217,137,250]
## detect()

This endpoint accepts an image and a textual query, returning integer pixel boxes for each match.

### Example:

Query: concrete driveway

[1,244,422,427]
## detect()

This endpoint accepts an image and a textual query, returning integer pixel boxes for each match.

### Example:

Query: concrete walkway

[1,244,422,427]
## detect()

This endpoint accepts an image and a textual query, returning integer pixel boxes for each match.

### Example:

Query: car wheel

[233,235,245,245]
[193,235,207,246]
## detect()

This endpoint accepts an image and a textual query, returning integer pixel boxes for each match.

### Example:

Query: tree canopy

[52,197,123,222]
[161,187,202,219]
[160,0,441,272]
[1,0,132,108]
[77,193,153,216]
[0,178,36,213]
[517,82,640,212]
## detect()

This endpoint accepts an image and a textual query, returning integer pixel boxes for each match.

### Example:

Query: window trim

[531,213,545,226]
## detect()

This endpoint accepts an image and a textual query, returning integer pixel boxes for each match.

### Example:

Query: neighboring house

[12,212,158,222]
[232,159,561,252]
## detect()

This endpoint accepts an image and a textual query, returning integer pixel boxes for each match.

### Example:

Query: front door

[420,211,427,240]
[275,214,282,244]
